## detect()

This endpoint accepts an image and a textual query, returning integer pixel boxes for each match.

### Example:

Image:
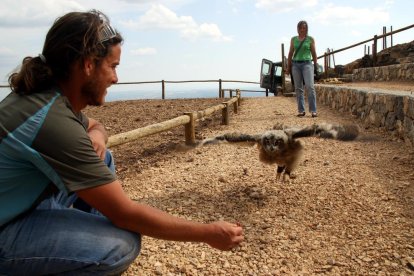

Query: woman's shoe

[297,112,306,117]
[311,112,318,118]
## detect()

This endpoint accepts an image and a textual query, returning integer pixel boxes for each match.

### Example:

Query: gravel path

[87,94,414,275]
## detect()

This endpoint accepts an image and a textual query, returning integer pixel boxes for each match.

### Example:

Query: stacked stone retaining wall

[353,63,414,81]
[316,85,414,147]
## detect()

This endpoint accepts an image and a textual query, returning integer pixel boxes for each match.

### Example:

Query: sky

[0,0,413,95]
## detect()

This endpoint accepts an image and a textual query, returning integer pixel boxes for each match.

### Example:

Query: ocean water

[105,88,268,102]
[0,83,269,102]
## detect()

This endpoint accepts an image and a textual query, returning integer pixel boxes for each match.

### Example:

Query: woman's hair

[8,10,123,95]
[297,20,308,34]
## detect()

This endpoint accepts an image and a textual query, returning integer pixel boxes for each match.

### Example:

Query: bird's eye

[274,139,282,146]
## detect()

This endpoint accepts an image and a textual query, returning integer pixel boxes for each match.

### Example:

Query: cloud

[0,0,84,27]
[255,0,318,13]
[131,47,157,55]
[314,4,389,26]
[0,47,14,57]
[121,4,232,42]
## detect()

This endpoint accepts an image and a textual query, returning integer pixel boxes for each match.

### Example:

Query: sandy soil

[84,84,414,275]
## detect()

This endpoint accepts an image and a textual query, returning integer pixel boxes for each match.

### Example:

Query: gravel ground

[84,88,414,275]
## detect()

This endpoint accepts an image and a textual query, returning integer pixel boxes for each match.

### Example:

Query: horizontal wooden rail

[316,23,414,59]
[113,79,259,86]
[107,79,260,99]
[107,90,241,147]
[107,115,190,147]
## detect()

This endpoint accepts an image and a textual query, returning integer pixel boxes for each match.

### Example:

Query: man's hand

[204,221,244,251]
[87,118,108,160]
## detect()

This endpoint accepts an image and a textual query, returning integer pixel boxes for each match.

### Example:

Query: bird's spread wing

[200,132,261,146]
[273,123,360,141]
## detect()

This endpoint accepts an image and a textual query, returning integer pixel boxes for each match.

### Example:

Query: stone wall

[316,85,414,147]
[353,63,414,81]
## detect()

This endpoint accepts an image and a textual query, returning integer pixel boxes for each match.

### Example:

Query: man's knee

[94,231,142,275]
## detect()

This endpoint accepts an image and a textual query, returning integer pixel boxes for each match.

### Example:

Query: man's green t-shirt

[0,89,116,226]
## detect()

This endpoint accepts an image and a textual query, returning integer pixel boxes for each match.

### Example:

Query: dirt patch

[84,92,414,275]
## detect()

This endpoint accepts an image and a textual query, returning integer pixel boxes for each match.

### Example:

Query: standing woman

[286,20,318,117]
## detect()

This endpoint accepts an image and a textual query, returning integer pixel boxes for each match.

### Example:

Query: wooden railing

[319,24,414,70]
[107,90,241,147]
[115,79,260,99]
[1,80,263,99]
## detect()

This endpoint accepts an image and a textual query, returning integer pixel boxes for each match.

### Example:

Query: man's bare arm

[76,181,244,251]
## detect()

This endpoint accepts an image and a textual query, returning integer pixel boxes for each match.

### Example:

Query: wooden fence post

[184,112,196,145]
[281,43,286,95]
[230,89,233,98]
[373,35,378,67]
[219,79,222,98]
[222,102,229,125]
[237,90,241,106]
[162,80,165,99]
[233,97,238,114]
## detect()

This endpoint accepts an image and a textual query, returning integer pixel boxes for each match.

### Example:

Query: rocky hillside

[343,40,414,74]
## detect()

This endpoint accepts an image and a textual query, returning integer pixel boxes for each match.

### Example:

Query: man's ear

[83,57,95,77]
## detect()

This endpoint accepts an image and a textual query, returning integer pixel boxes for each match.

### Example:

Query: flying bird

[199,123,360,182]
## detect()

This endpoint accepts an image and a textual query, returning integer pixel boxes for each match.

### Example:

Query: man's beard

[81,77,104,106]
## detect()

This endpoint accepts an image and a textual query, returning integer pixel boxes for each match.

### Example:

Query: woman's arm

[286,37,294,74]
[310,37,318,66]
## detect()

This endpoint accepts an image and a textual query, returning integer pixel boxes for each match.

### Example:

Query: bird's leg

[276,166,285,181]
[282,170,291,183]
[281,167,295,184]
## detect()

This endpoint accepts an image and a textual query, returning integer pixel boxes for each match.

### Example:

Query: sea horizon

[0,84,269,102]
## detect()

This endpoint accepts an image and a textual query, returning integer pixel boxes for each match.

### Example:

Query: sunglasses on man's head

[99,23,117,43]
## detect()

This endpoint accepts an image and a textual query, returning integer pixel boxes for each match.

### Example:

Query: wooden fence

[115,79,260,99]
[107,90,241,148]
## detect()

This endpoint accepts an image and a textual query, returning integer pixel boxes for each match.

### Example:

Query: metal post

[219,79,222,98]
[162,80,165,99]
[281,43,286,95]
[373,35,378,67]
